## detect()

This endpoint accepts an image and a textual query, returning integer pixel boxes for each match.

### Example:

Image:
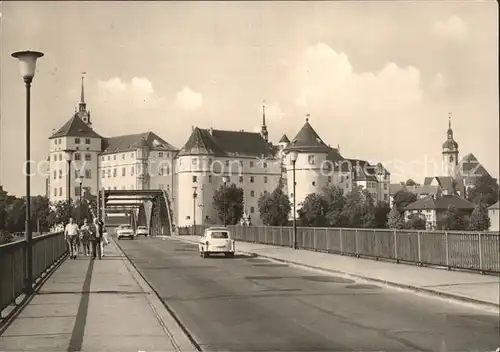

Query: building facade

[488,201,499,231]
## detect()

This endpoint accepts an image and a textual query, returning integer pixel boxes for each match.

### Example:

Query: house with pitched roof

[404,194,475,230]
[46,77,178,203]
[488,201,499,231]
[175,122,281,227]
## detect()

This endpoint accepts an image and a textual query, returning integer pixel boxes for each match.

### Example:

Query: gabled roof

[50,115,102,139]
[376,163,391,175]
[389,183,405,195]
[489,201,500,210]
[324,148,351,172]
[177,127,275,158]
[405,194,475,211]
[279,134,290,143]
[458,153,491,182]
[347,159,378,182]
[285,119,331,153]
[101,132,177,155]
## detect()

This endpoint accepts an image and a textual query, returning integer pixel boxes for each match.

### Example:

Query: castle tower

[442,113,459,177]
[261,102,268,142]
[76,73,91,126]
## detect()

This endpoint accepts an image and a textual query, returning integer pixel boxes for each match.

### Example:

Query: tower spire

[261,100,268,142]
[448,112,452,129]
[79,72,87,112]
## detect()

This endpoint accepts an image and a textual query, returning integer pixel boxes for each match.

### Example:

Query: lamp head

[75,177,82,185]
[222,176,229,183]
[63,149,74,162]
[11,50,44,81]
[289,150,298,162]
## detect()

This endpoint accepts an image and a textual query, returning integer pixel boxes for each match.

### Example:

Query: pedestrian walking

[90,217,102,260]
[64,217,80,259]
[79,218,92,256]
[99,219,109,257]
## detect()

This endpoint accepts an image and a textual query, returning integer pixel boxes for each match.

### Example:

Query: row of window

[52,153,92,162]
[100,151,170,162]
[100,165,171,178]
[54,138,91,145]
[182,158,268,168]
[192,175,266,184]
[53,169,92,180]
[52,186,91,197]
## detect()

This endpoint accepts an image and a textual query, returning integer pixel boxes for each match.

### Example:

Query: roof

[324,148,351,172]
[405,194,475,211]
[376,163,391,175]
[390,183,405,195]
[50,115,102,139]
[279,134,290,143]
[347,159,378,182]
[101,132,177,155]
[177,127,275,158]
[489,201,500,210]
[458,153,491,182]
[285,119,331,153]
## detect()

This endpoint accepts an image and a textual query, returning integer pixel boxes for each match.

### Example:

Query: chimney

[209,127,214,135]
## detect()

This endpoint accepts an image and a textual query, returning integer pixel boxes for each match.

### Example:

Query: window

[290,193,294,198]
[250,206,255,213]
[328,176,332,183]
[308,155,316,165]
[101,170,105,178]
[85,154,91,161]
[312,181,316,186]
[74,170,79,179]
[85,138,90,145]
[53,188,57,196]
[53,171,57,179]
[58,154,62,161]
[208,175,212,183]
[239,176,243,183]
[74,187,80,197]
[167,185,170,191]
[108,156,110,161]
[131,166,135,176]
[130,153,134,158]
[384,194,388,201]
[113,168,117,177]
[159,152,163,157]
[122,167,126,176]
[85,170,91,178]
[167,153,170,158]
[53,155,56,161]
[122,154,125,160]
[340,175,344,183]
[58,170,62,179]
[250,161,254,167]
[384,183,388,190]
[74,153,81,161]
[59,187,62,196]
[264,176,268,183]
[263,162,268,168]
[192,158,198,165]
[225,160,229,167]
[58,138,62,144]
[239,160,243,166]
[75,138,81,144]
[193,176,197,183]
[250,176,254,183]
[113,155,116,160]
[208,158,212,166]
[250,190,255,197]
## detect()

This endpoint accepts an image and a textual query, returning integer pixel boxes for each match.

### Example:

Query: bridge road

[117,237,500,352]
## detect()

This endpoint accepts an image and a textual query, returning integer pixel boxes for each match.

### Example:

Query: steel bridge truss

[98,189,174,236]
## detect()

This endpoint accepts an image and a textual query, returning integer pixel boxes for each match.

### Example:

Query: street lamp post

[76,177,83,224]
[289,151,298,250]
[192,186,197,235]
[222,176,229,226]
[64,150,74,220]
[11,50,44,295]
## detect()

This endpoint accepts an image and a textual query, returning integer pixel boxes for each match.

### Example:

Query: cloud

[175,86,203,111]
[433,15,468,41]
[429,73,446,92]
[294,42,423,114]
[97,77,164,110]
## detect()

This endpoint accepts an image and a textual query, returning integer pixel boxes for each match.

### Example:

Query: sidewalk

[0,238,196,352]
[173,235,500,311]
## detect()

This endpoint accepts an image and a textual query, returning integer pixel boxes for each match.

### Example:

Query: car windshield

[120,225,132,229]
[138,226,146,230]
[210,231,229,239]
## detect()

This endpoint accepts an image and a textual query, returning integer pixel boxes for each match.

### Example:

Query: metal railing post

[417,231,422,265]
[478,232,483,273]
[355,229,359,257]
[393,230,398,263]
[445,231,449,269]
[339,228,343,254]
[313,227,316,250]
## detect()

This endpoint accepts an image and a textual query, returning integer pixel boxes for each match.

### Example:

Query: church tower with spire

[442,113,459,177]
[261,102,268,142]
[76,73,91,126]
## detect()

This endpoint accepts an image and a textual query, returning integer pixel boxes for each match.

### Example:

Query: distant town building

[404,194,475,230]
[488,201,499,232]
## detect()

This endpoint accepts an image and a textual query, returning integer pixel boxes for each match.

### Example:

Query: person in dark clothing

[90,217,102,260]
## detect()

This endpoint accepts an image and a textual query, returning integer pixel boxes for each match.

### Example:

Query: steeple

[76,72,91,126]
[442,112,459,176]
[79,72,86,112]
[261,100,268,142]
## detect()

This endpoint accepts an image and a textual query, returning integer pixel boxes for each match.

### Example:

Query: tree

[405,179,419,187]
[467,175,499,208]
[340,187,376,228]
[373,201,391,228]
[4,197,26,233]
[322,185,347,227]
[468,202,491,231]
[387,206,404,229]
[0,229,13,245]
[405,213,426,230]
[212,184,244,225]
[297,193,329,227]
[392,190,417,214]
[47,200,74,228]
[74,193,98,224]
[31,196,50,233]
[257,180,291,226]
[439,205,468,230]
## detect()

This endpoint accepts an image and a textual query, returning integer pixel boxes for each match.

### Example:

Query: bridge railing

[227,226,500,274]
[0,232,67,315]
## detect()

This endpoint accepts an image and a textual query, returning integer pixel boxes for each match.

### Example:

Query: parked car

[116,224,134,240]
[199,227,235,258]
[135,226,148,237]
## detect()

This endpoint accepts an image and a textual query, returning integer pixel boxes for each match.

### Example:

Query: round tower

[442,113,459,176]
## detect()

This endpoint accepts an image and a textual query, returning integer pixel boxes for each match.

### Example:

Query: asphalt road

[117,237,500,352]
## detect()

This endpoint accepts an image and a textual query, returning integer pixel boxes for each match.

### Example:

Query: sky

[0,1,498,196]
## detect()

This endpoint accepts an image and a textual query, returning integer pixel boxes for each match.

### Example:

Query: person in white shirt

[64,217,80,259]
